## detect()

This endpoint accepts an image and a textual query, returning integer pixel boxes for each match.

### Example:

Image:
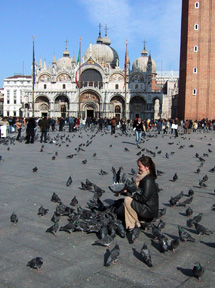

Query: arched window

[194,24,199,30]
[195,2,199,8]
[193,88,197,95]
[115,84,119,89]
[44,84,47,89]
[115,105,121,113]
[63,84,66,89]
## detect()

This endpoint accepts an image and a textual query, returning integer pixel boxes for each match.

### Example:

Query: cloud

[79,0,182,70]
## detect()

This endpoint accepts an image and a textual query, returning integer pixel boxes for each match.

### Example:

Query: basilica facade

[4,31,165,120]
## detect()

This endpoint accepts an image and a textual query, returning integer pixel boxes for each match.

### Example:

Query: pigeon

[51,211,61,223]
[10,212,18,224]
[130,168,137,175]
[140,243,153,267]
[159,235,169,253]
[188,188,194,197]
[52,156,56,160]
[46,222,59,236]
[165,153,169,159]
[92,235,114,247]
[177,197,193,207]
[199,180,207,188]
[66,176,73,186]
[185,207,193,217]
[152,224,164,240]
[93,153,97,157]
[172,173,178,182]
[32,166,38,172]
[37,206,49,216]
[194,222,213,235]
[178,226,196,242]
[27,257,43,271]
[130,222,140,243]
[59,222,76,234]
[116,222,126,238]
[99,169,108,175]
[170,238,180,253]
[158,208,166,218]
[193,262,204,282]
[124,147,130,152]
[70,196,78,206]
[105,242,120,266]
[51,192,61,203]
[82,159,87,164]
[195,168,201,174]
[98,225,109,240]
[157,219,166,231]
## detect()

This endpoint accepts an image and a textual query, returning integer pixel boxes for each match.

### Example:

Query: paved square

[0,126,215,288]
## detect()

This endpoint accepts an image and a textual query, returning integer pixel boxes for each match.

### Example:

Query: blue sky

[0,0,182,87]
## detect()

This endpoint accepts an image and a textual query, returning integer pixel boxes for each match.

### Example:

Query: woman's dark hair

[137,155,157,179]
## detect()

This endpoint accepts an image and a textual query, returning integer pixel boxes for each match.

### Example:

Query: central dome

[132,48,156,73]
[84,43,119,68]
[56,48,72,70]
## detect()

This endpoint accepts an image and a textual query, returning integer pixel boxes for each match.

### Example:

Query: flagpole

[32,36,35,117]
[78,37,81,118]
[124,39,128,120]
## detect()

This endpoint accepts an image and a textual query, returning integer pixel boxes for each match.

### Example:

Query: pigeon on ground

[32,166,38,172]
[93,153,96,157]
[157,219,166,231]
[99,170,108,175]
[92,235,114,247]
[158,208,166,218]
[130,168,136,175]
[66,176,73,186]
[130,222,140,243]
[116,222,126,238]
[37,206,49,216]
[195,168,201,174]
[159,235,169,253]
[194,222,213,235]
[10,212,18,224]
[51,211,61,223]
[51,192,61,203]
[152,224,164,240]
[59,222,76,234]
[46,222,59,236]
[27,257,43,271]
[140,243,153,267]
[124,147,130,152]
[70,196,78,206]
[82,159,87,164]
[193,262,204,282]
[173,173,178,182]
[52,156,56,160]
[188,189,194,197]
[170,238,180,253]
[177,197,193,207]
[185,207,193,217]
[105,242,120,266]
[178,226,196,242]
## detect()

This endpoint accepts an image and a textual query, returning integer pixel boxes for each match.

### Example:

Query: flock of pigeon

[2,125,215,284]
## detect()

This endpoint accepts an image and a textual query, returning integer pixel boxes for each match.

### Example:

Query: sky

[0,0,182,87]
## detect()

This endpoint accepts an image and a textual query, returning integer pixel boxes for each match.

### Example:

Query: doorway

[41,112,48,117]
[87,110,94,118]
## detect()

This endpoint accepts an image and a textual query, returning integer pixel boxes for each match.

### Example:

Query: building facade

[3,31,179,120]
[179,0,215,120]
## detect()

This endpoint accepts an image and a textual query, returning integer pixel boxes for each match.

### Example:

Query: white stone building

[3,31,173,120]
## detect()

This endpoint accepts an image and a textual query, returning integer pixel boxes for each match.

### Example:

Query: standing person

[38,116,49,143]
[68,116,74,132]
[98,116,104,131]
[133,118,144,148]
[116,155,159,230]
[51,118,56,131]
[107,118,111,132]
[25,118,36,144]
[16,118,23,141]
[59,117,65,131]
[111,117,116,135]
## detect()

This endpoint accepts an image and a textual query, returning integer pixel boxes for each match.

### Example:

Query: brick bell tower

[179,0,215,120]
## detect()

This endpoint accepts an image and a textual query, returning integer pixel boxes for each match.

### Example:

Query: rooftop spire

[141,39,148,56]
[97,23,103,44]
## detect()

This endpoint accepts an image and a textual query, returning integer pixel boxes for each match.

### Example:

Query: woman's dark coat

[131,174,159,220]
[26,119,36,136]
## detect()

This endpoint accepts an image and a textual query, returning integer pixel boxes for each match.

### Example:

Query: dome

[132,52,156,74]
[103,36,111,45]
[56,48,72,70]
[84,43,119,67]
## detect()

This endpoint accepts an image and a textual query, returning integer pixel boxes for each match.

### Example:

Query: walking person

[25,118,36,144]
[68,116,74,132]
[133,117,144,148]
[111,117,116,135]
[16,118,23,141]
[38,116,49,143]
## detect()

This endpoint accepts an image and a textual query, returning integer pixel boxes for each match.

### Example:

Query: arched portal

[80,91,100,118]
[80,69,103,89]
[129,96,146,120]
[110,95,125,119]
[35,96,50,117]
[55,95,69,118]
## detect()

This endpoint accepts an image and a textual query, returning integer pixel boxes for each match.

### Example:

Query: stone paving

[0,126,215,288]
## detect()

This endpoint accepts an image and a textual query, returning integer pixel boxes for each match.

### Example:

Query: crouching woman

[124,156,159,230]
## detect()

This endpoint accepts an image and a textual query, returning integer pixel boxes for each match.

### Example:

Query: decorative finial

[65,38,69,50]
[143,39,147,50]
[98,23,102,37]
[105,24,108,36]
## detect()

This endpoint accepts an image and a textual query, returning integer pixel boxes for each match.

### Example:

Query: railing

[80,81,103,89]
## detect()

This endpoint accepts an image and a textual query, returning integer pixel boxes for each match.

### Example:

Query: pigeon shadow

[177,267,193,277]
[186,219,194,228]
[164,232,179,240]
[200,241,215,248]
[141,231,154,240]
[121,141,137,146]
[132,248,143,261]
[208,193,215,196]
[183,227,197,234]
[162,203,171,207]
[179,212,188,217]
[104,249,110,266]
[169,180,176,182]
[150,239,162,253]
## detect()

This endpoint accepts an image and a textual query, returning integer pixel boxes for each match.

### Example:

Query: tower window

[193,89,197,96]
[195,2,199,8]
[194,24,199,30]
[44,84,47,89]
[194,46,198,52]
[115,84,119,89]
[193,67,197,74]
[63,84,66,89]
